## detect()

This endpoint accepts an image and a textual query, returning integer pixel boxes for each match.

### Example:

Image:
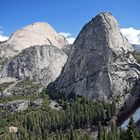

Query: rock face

[1,22,68,51]
[0,22,69,96]
[0,45,67,87]
[49,12,140,100]
[0,22,69,66]
[49,101,61,110]
[8,126,18,133]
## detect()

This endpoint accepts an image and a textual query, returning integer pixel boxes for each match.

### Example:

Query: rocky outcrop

[117,78,140,126]
[8,126,18,133]
[31,99,43,107]
[0,99,43,112]
[49,100,61,110]
[2,100,29,112]
[49,12,140,101]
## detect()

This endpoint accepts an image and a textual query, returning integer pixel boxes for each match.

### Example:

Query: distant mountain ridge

[132,44,140,52]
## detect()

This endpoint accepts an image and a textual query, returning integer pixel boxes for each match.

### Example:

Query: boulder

[8,126,18,133]
[3,100,29,112]
[31,98,43,107]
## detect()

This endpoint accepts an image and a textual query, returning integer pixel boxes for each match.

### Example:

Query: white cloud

[59,32,75,44]
[0,30,9,42]
[121,27,140,45]
[59,32,71,38]
[0,34,9,42]
[67,37,75,44]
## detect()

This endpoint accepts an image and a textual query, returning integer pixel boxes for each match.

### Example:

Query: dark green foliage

[97,117,140,140]
[16,79,41,94]
[0,91,140,140]
[0,93,116,140]
[3,79,42,97]
[17,78,40,89]
[124,117,140,140]
[0,92,45,104]
[1,91,139,140]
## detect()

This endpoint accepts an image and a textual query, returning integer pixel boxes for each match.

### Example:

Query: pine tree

[56,129,61,140]
[120,128,128,140]
[125,117,140,140]
[97,122,104,140]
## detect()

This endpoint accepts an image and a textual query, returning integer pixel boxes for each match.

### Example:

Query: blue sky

[0,0,140,44]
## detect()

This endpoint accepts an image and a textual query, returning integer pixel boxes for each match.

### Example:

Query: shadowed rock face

[49,12,140,100]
